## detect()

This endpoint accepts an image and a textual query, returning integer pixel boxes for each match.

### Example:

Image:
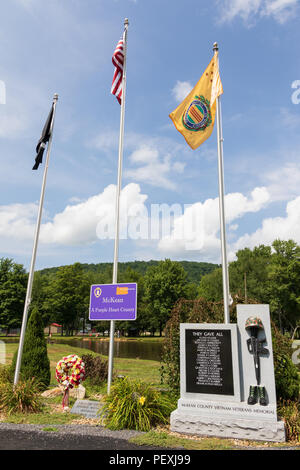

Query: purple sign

[89,283,137,321]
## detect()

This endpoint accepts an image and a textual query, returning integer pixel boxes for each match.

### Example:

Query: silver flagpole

[213,42,230,324]
[14,93,59,386]
[107,19,129,394]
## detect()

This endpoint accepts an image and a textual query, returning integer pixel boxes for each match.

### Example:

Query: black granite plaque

[185,328,234,395]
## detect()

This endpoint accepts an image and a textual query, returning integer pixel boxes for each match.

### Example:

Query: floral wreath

[55,354,86,408]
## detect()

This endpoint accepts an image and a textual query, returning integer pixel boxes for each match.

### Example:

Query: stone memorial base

[170,408,286,443]
[175,312,286,444]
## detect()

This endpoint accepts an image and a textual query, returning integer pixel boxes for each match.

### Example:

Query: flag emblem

[111,38,124,104]
[182,95,212,132]
[94,287,102,298]
[169,52,223,150]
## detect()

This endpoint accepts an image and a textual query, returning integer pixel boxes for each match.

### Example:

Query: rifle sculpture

[245,316,269,406]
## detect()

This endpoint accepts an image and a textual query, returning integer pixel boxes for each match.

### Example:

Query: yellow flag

[169,52,223,150]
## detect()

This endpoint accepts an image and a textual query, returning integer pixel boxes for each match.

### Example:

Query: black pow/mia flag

[32,104,54,170]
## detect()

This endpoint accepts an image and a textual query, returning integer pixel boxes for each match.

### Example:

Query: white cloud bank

[216,0,298,23]
[1,176,300,263]
[0,184,148,251]
[158,187,271,260]
[41,183,148,245]
[230,195,300,255]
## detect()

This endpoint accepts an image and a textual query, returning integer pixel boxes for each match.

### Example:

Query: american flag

[111,37,124,104]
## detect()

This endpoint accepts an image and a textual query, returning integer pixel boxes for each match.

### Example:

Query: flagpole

[13,93,59,386]
[213,42,230,324]
[107,19,129,395]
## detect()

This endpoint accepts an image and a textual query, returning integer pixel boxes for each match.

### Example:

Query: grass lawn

[2,341,299,450]
[129,430,236,450]
[4,341,162,387]
[1,341,162,428]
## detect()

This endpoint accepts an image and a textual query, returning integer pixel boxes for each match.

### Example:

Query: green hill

[38,260,219,284]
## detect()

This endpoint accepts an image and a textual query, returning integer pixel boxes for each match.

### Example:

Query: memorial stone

[170,307,286,442]
[70,399,102,419]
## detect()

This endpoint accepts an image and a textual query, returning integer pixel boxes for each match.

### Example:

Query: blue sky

[0,0,300,271]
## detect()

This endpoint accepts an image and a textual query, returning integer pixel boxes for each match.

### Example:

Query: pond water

[2,337,163,362]
[54,338,163,361]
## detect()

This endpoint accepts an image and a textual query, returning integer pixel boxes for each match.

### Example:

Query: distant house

[0,328,20,336]
[44,323,62,335]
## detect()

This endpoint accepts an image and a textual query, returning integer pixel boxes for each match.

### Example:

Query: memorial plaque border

[180,323,241,402]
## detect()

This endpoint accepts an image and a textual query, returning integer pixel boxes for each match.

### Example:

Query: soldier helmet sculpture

[245,316,264,330]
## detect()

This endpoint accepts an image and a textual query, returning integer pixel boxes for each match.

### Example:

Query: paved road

[0,423,166,451]
[0,423,298,454]
[0,428,162,450]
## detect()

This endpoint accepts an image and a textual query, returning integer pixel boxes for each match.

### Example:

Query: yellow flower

[139,396,146,406]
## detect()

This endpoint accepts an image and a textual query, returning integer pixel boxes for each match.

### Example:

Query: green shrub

[274,354,300,401]
[272,325,300,401]
[81,354,108,386]
[277,399,300,442]
[0,365,11,385]
[10,306,51,390]
[100,377,176,432]
[0,378,44,414]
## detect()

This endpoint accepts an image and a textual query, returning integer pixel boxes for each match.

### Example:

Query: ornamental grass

[0,378,44,415]
[100,376,176,432]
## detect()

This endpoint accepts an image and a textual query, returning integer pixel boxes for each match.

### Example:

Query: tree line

[0,239,299,337]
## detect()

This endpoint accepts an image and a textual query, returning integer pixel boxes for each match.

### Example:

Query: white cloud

[125,145,186,190]
[0,184,148,250]
[0,203,38,241]
[40,183,148,245]
[231,195,300,255]
[265,162,300,201]
[172,81,193,102]
[262,0,298,22]
[2,180,300,265]
[157,186,270,261]
[89,131,188,190]
[217,0,298,23]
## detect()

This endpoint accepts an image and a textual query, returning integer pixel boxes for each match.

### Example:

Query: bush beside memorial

[10,306,51,390]
[81,353,108,386]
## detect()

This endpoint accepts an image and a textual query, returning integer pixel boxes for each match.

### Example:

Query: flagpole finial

[124,18,129,26]
[53,93,58,102]
[213,42,219,52]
